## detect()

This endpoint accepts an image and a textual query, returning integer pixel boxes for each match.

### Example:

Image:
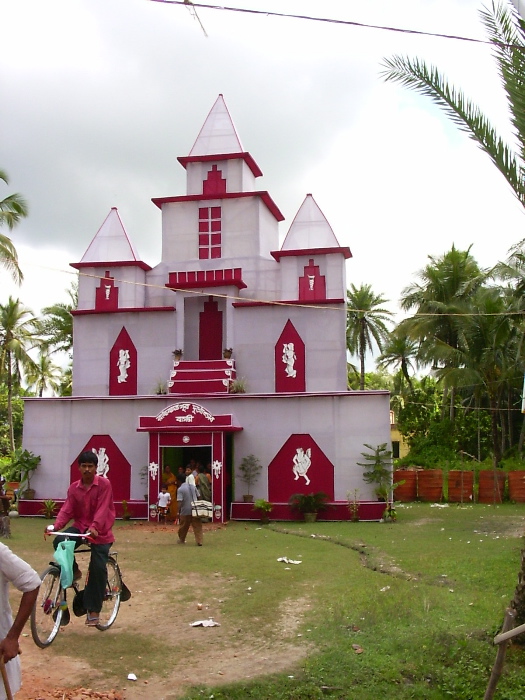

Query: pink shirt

[54,475,115,545]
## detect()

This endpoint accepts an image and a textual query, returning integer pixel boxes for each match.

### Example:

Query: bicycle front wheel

[31,565,63,648]
[97,557,121,631]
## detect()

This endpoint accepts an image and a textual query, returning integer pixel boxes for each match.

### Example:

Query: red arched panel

[70,435,130,501]
[109,327,137,396]
[275,320,305,392]
[268,434,334,502]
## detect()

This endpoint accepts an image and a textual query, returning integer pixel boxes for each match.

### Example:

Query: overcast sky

[2,0,524,326]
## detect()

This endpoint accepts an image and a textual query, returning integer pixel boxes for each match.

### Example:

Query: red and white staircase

[167,359,236,394]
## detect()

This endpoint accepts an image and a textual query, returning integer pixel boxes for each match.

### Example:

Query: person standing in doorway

[176,475,203,546]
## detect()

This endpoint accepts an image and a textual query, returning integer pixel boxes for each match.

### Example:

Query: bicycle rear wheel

[31,565,63,648]
[96,557,121,630]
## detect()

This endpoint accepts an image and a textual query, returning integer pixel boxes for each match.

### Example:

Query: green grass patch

[7,505,525,699]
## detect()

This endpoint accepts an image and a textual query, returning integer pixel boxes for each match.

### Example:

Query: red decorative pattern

[203,165,227,196]
[69,435,131,501]
[95,271,119,311]
[109,327,137,396]
[268,434,334,502]
[298,259,326,301]
[275,320,305,393]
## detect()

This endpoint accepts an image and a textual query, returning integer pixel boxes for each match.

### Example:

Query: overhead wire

[147,0,515,49]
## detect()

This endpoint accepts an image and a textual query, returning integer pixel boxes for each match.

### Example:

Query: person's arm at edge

[0,585,39,662]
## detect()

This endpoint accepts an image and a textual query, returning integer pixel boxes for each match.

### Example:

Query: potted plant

[172,349,183,362]
[238,454,262,502]
[121,500,132,520]
[253,498,272,524]
[10,449,41,500]
[347,489,360,522]
[358,443,394,501]
[288,492,330,522]
[223,348,233,359]
[39,499,57,519]
[229,377,246,394]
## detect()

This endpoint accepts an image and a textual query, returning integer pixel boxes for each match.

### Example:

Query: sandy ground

[15,523,311,700]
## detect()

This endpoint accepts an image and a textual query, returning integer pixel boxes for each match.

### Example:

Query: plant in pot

[288,492,330,522]
[358,443,394,501]
[253,498,272,524]
[10,449,41,500]
[238,454,262,502]
[39,499,57,519]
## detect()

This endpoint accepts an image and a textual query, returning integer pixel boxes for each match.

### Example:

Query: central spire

[189,94,243,156]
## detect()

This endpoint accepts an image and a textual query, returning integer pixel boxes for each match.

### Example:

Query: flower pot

[303,512,317,523]
[447,471,474,503]
[243,494,254,503]
[417,469,443,502]
[477,470,506,503]
[508,471,525,502]
[393,470,417,502]
[22,488,36,500]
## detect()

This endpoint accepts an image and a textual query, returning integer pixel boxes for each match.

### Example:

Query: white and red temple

[21,95,391,522]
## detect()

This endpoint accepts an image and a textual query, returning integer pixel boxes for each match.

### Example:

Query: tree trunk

[359,320,365,391]
[490,395,501,468]
[510,548,525,641]
[0,516,11,539]
[6,349,14,452]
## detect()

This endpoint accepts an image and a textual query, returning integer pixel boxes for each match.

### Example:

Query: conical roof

[281,194,341,250]
[189,94,243,156]
[80,208,140,263]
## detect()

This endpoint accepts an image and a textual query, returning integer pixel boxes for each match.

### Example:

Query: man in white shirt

[0,542,40,698]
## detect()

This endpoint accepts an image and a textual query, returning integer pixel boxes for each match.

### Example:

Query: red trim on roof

[271,247,352,261]
[167,268,246,291]
[71,260,152,271]
[152,191,284,222]
[233,298,345,308]
[71,307,175,316]
[178,152,263,178]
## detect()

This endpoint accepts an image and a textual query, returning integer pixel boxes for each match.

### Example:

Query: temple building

[21,95,391,522]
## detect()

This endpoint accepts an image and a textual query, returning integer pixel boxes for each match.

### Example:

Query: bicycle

[31,532,123,648]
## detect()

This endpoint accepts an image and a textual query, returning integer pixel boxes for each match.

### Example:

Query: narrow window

[198,206,222,259]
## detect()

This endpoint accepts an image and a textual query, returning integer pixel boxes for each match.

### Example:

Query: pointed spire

[281,195,341,250]
[189,94,243,156]
[80,208,140,263]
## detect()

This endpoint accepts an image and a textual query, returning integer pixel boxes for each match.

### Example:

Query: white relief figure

[282,342,297,378]
[292,447,312,485]
[92,447,110,477]
[148,461,159,480]
[308,275,315,291]
[105,285,112,300]
[117,349,131,383]
[212,460,222,479]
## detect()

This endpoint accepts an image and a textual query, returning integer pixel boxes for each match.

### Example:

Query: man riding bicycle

[46,450,116,627]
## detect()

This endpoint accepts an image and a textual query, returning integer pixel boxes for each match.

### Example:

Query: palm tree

[38,282,77,357]
[346,284,393,390]
[400,246,485,419]
[377,327,419,391]
[25,348,62,397]
[0,297,38,450]
[0,170,28,283]
[382,1,525,211]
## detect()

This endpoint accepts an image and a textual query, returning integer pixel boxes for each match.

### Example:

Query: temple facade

[21,95,391,522]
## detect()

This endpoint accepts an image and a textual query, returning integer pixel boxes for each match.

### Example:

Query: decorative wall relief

[95,271,119,311]
[292,447,312,485]
[109,327,137,396]
[71,435,130,500]
[268,434,334,503]
[275,320,305,393]
[91,447,110,477]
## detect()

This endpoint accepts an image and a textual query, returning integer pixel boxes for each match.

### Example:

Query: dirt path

[16,524,311,700]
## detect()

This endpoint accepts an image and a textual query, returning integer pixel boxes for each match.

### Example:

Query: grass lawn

[8,503,525,699]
